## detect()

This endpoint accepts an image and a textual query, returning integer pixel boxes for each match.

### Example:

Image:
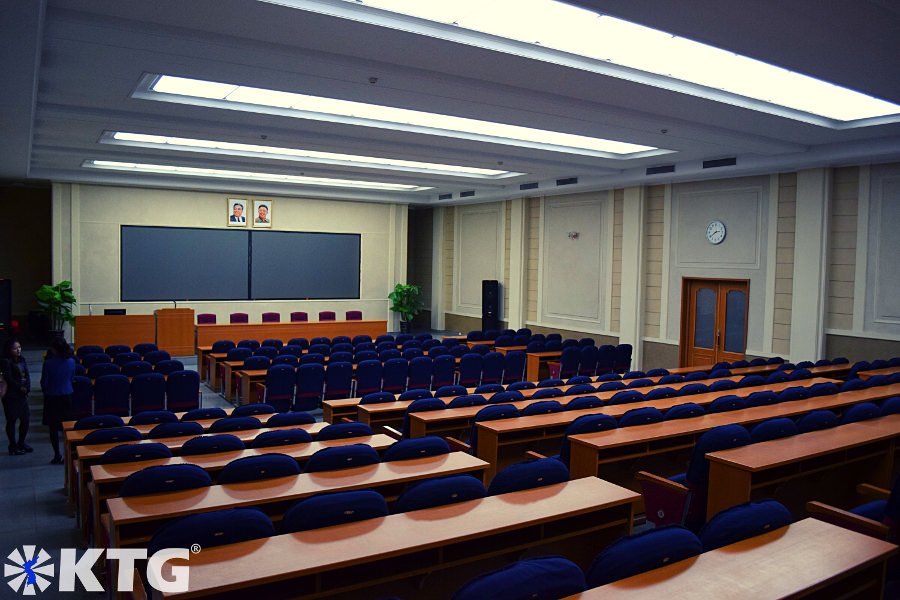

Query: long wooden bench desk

[705,413,900,519]
[195,320,388,348]
[88,434,397,547]
[467,378,841,482]
[72,421,329,526]
[567,383,900,481]
[147,477,639,600]
[858,366,900,380]
[567,518,897,600]
[106,452,489,549]
[525,350,562,381]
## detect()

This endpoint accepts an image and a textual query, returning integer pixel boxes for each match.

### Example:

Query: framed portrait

[253,200,273,228]
[227,199,247,227]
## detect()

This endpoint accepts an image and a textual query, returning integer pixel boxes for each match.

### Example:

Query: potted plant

[388,283,422,333]
[35,280,77,339]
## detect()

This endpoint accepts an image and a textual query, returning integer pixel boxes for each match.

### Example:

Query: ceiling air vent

[438,193,452,200]
[646,164,675,175]
[519,182,539,190]
[556,177,578,186]
[460,190,475,198]
[702,157,737,169]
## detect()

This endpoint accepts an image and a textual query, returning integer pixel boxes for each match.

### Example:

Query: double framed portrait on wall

[227,198,272,228]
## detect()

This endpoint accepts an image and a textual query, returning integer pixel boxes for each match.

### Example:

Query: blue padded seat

[82,426,142,445]
[383,436,451,461]
[394,475,487,513]
[251,429,313,448]
[316,421,374,441]
[750,418,798,443]
[586,525,702,587]
[304,444,380,472]
[129,411,178,426]
[281,490,389,533]
[665,403,705,420]
[699,499,793,551]
[451,556,585,600]
[148,508,274,557]
[181,407,227,421]
[841,402,881,424]
[100,443,172,464]
[487,458,569,495]
[119,463,212,497]
[148,421,204,439]
[208,416,261,433]
[217,453,301,484]
[266,411,316,427]
[180,434,245,456]
[796,410,839,433]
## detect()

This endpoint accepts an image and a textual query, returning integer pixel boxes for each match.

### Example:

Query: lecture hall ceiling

[1,0,899,204]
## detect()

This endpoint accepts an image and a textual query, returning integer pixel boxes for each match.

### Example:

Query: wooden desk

[567,384,900,481]
[107,452,489,549]
[469,377,842,482]
[705,413,900,519]
[152,477,639,600]
[858,366,900,380]
[75,315,157,350]
[195,320,387,348]
[526,351,561,381]
[465,339,495,349]
[567,518,897,600]
[155,308,194,356]
[494,345,527,355]
[88,434,396,546]
[196,346,212,380]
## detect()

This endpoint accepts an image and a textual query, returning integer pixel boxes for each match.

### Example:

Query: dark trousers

[2,395,30,449]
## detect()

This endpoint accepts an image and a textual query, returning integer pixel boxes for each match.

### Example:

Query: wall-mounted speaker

[482,279,499,331]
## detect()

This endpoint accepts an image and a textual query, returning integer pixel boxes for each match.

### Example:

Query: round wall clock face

[706,220,726,244]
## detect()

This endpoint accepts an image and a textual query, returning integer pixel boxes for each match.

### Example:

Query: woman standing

[41,337,76,464]
[0,338,31,456]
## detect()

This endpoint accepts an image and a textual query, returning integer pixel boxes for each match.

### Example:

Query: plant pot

[48,329,65,341]
[399,320,411,334]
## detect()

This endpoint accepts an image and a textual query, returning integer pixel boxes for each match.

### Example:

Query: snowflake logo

[4,546,55,595]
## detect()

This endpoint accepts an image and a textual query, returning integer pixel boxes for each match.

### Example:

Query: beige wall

[772,173,797,356]
[610,190,623,333]
[642,185,665,338]
[826,167,858,330]
[53,183,403,323]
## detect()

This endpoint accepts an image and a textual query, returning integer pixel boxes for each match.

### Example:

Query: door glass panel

[694,287,716,349]
[724,289,747,353]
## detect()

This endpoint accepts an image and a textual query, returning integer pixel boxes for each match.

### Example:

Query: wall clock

[706,220,726,244]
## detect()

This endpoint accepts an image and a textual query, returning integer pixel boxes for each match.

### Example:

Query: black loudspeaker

[482,279,499,331]
[0,279,11,344]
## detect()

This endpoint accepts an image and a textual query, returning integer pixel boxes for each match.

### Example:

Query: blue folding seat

[82,352,112,368]
[841,378,866,392]
[304,444,380,472]
[398,389,432,402]
[622,370,646,380]
[457,353,483,388]
[130,373,166,413]
[300,353,325,367]
[153,359,184,375]
[430,355,456,389]
[218,454,300,484]
[613,344,633,373]
[638,424,751,530]
[746,391,779,407]
[707,395,746,413]
[449,345,468,358]
[765,371,790,384]
[207,416,261,433]
[254,346,278,359]
[452,557,585,600]
[76,345,104,359]
[287,338,309,350]
[645,387,677,401]
[211,340,236,354]
[684,371,708,382]
[841,402,881,424]
[678,383,709,396]
[474,383,504,396]
[88,362,120,380]
[294,363,325,411]
[329,351,353,364]
[181,434,245,456]
[100,442,172,464]
[134,343,160,357]
[401,348,424,361]
[598,381,626,392]
[272,355,298,367]
[578,345,599,376]
[709,368,732,378]
[308,343,331,357]
[129,410,177,426]
[777,386,809,402]
[166,370,200,412]
[148,421,204,439]
[767,356,785,364]
[480,352,504,385]
[324,361,354,400]
[406,356,433,390]
[595,345,616,375]
[332,335,351,346]
[281,491,388,533]
[525,340,545,353]
[507,381,536,391]
[82,426,142,445]
[143,350,171,366]
[383,436,450,461]
[376,341,397,354]
[557,414,616,466]
[448,394,487,408]
[180,407,227,422]
[352,335,373,346]
[394,475,487,512]
[378,357,406,394]
[618,407,664,427]
[467,404,519,453]
[566,375,592,385]
[537,378,565,388]
[119,463,212,497]
[658,374,684,385]
[865,374,891,388]
[493,334,515,348]
[796,409,839,433]
[360,391,395,405]
[400,398,446,438]
[555,346,581,380]
[279,345,303,358]
[566,396,604,411]
[374,334,394,345]
[586,526,702,587]
[354,349,379,363]
[565,383,597,397]
[113,352,141,367]
[626,378,654,389]
[70,376,93,420]
[148,508,274,557]
[93,374,130,416]
[316,421,374,441]
[512,334,530,346]
[520,400,563,416]
[749,358,768,366]
[607,390,644,405]
[232,404,276,418]
[709,379,738,393]
[265,412,315,428]
[882,396,900,416]
[665,403,705,420]
[560,339,579,349]
[428,345,450,358]
[750,418,798,443]
[788,368,813,381]
[545,333,562,342]
[469,343,491,356]
[487,458,569,495]
[395,333,413,346]
[699,499,793,551]
[646,368,670,377]
[433,385,466,399]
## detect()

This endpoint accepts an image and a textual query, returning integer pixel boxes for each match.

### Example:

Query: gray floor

[0,350,230,599]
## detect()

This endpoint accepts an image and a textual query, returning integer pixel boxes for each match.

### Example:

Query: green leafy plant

[35,280,77,332]
[388,283,423,323]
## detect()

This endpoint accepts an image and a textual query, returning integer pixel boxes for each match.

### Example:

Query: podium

[155,308,195,355]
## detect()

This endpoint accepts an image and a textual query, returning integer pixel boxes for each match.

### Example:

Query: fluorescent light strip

[266,0,899,123]
[147,75,661,157]
[106,131,522,178]
[83,160,432,191]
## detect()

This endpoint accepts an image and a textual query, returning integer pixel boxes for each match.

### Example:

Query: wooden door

[680,279,749,367]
